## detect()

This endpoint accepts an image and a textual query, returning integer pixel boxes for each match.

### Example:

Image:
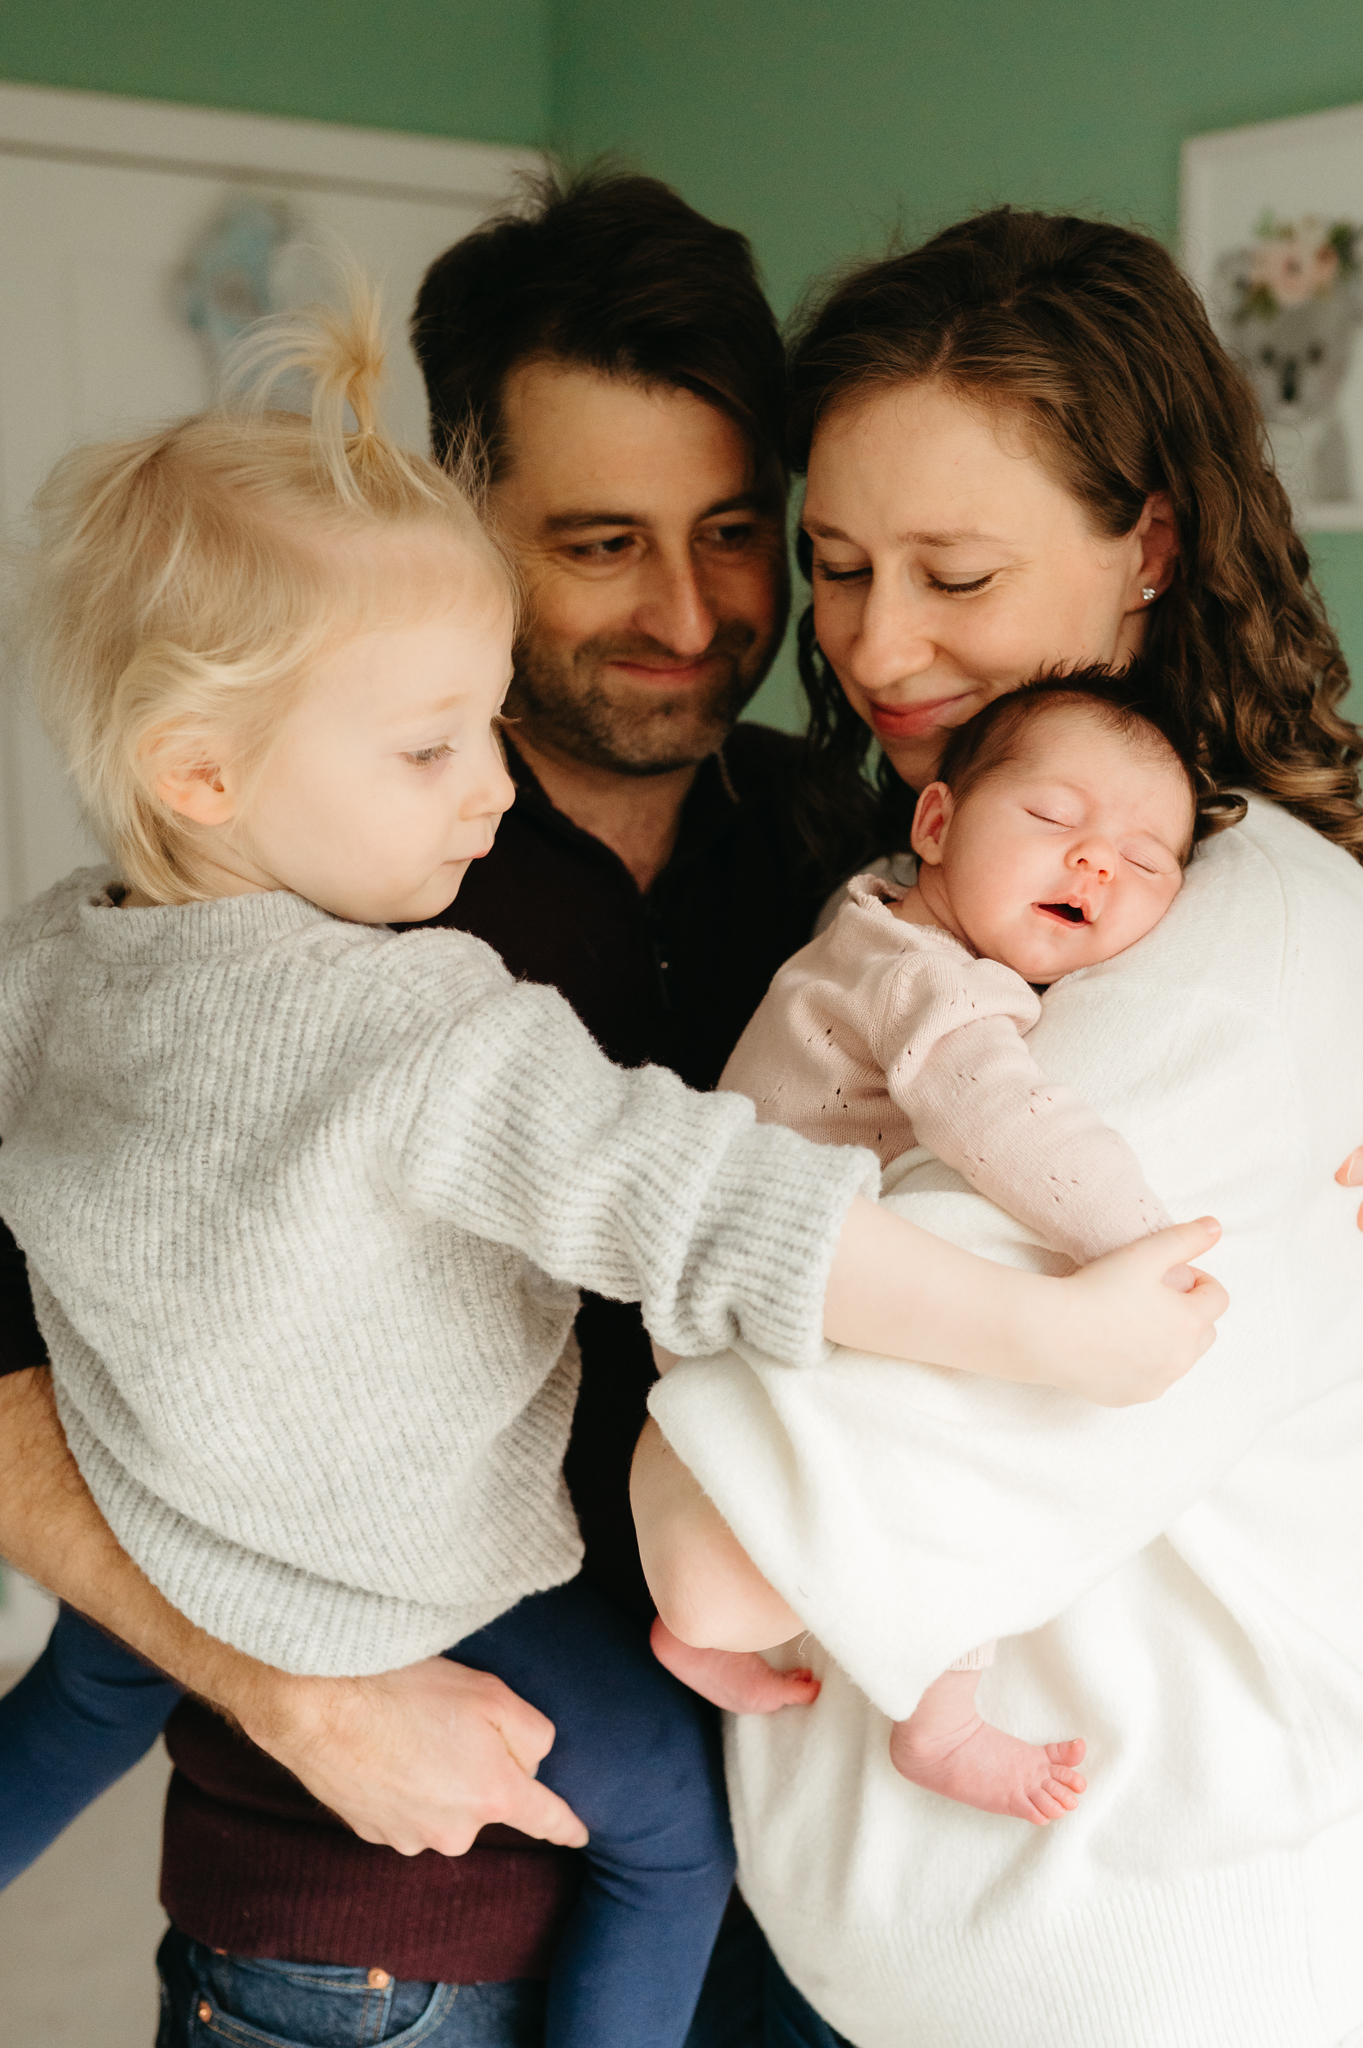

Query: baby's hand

[1052,1218,1226,1406]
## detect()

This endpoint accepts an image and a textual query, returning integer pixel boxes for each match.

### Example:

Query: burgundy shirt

[0,723,822,1979]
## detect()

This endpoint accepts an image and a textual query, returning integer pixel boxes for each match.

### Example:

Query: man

[0,169,820,2039]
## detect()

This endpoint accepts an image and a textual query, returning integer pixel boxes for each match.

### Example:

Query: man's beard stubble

[506,622,771,778]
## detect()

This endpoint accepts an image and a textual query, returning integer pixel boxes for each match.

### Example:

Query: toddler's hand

[1052,1217,1226,1407]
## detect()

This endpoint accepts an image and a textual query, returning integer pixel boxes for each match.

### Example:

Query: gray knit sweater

[0,872,876,1675]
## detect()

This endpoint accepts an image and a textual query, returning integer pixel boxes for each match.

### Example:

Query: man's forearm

[0,1366,589,1855]
[0,1366,280,1726]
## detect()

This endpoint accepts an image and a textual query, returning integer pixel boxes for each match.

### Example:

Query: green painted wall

[4,2,1362,724]
[552,0,1363,728]
[0,0,548,146]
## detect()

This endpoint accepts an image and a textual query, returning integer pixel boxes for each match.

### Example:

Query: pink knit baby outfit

[721,875,1170,1266]
[721,874,1171,1678]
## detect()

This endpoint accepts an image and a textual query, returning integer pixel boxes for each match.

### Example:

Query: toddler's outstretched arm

[826,1199,1224,1407]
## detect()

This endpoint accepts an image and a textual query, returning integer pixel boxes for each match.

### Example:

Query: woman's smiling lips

[867,692,976,740]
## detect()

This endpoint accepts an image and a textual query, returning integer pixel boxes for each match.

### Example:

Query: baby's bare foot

[650,1616,820,1714]
[890,1711,1086,1824]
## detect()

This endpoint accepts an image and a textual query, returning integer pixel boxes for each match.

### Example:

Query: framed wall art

[1183,101,1363,530]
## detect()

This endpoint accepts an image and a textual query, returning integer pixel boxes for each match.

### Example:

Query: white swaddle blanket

[651,796,1363,2048]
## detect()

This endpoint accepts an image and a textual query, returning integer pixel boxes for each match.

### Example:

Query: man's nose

[840,575,936,692]
[634,554,718,657]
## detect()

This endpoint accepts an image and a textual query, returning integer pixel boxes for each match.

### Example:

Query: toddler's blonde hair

[25,275,514,903]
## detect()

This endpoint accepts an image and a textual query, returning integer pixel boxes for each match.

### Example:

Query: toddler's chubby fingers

[1150,1214,1221,1269]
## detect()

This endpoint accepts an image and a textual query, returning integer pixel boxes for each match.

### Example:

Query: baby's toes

[1046,1738,1086,1768]
[1026,1782,1077,1824]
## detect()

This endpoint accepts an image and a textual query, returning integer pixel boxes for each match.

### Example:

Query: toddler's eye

[404,744,452,767]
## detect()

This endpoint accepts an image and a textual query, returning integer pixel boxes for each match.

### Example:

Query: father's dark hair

[935,667,1248,858]
[411,164,786,492]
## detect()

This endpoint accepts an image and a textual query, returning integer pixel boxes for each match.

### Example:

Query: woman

[636,210,1363,2047]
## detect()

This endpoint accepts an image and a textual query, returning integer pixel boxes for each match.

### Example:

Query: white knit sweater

[652,797,1363,2048]
[0,875,876,1676]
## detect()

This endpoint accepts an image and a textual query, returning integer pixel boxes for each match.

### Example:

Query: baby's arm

[891,1009,1171,1267]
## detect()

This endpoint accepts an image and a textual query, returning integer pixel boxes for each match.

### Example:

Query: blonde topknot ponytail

[24,259,515,903]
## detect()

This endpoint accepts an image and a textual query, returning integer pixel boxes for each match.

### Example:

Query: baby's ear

[911,782,953,865]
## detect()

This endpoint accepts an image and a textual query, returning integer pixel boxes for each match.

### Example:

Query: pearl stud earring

[1141,586,1157,601]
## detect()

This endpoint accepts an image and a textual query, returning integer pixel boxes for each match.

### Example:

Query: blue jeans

[157,1910,767,2048]
[0,1601,180,1887]
[155,1931,547,2047]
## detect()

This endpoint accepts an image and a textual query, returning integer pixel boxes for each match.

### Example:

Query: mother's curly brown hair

[787,207,1363,878]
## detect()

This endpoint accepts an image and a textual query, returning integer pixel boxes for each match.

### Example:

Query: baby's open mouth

[1035,901,1089,925]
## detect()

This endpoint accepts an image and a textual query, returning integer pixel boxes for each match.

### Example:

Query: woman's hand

[1335,1148,1363,1227]
[1049,1217,1226,1407]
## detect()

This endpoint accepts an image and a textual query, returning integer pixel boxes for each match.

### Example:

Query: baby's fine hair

[935,668,1249,859]
[22,275,514,903]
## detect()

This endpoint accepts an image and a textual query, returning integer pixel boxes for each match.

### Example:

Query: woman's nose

[842,578,936,691]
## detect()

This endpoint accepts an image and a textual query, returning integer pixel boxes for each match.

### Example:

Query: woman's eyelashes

[927,571,997,595]
[811,556,998,594]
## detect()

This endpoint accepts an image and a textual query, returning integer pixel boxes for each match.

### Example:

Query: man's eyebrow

[544,492,767,534]
[803,519,1004,547]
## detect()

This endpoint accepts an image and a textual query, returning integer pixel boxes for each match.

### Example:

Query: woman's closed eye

[813,557,870,584]
[926,571,997,595]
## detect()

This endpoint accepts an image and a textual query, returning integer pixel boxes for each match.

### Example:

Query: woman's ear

[1129,490,1179,606]
[911,782,953,865]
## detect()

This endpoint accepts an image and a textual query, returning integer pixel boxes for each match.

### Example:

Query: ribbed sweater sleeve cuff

[667,1123,880,1368]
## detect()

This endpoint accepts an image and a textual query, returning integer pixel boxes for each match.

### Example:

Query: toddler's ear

[140,728,237,826]
[911,782,953,866]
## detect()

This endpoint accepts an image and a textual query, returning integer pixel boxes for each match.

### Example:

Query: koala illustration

[1215,243,1363,506]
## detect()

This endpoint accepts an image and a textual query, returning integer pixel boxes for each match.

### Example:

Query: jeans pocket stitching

[193,1979,458,2048]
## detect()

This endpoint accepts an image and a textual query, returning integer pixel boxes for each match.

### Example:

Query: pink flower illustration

[1249,220,1341,308]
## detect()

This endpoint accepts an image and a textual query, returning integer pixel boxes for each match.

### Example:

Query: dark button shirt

[0,722,823,1979]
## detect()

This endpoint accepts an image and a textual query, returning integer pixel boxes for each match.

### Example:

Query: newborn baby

[653,677,1242,1826]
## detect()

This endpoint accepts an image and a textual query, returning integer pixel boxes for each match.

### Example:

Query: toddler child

[0,293,1223,2040]
[653,677,1243,1827]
